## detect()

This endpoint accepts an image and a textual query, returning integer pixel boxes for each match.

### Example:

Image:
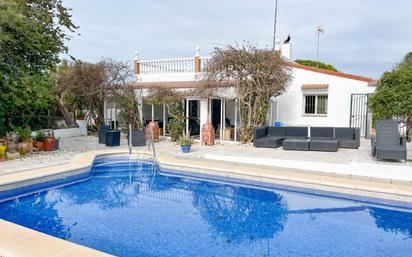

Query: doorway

[185,100,200,137]
[210,99,222,139]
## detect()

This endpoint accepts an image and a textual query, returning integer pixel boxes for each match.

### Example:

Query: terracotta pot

[17,142,29,155]
[43,137,56,151]
[25,139,33,154]
[35,141,44,151]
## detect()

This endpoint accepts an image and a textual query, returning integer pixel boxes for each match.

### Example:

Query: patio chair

[334,127,360,149]
[371,120,407,161]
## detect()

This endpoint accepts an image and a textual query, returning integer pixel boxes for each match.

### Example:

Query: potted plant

[5,132,20,159]
[16,127,32,155]
[34,131,46,151]
[178,135,193,153]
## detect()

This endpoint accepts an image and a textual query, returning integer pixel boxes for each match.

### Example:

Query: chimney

[281,42,291,59]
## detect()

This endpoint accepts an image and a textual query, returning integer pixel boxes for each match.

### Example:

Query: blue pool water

[1,155,412,257]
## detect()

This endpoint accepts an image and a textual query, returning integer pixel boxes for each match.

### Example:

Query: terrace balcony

[134,47,211,83]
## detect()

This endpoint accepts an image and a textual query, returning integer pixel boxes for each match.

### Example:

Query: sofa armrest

[254,127,268,140]
[371,136,376,156]
[400,136,407,148]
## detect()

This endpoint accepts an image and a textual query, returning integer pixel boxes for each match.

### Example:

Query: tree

[204,43,292,143]
[369,52,412,130]
[295,59,338,72]
[0,0,77,133]
[54,59,131,128]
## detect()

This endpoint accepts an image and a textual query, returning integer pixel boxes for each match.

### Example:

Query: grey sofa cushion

[267,127,286,137]
[335,128,355,139]
[310,139,338,152]
[283,139,311,151]
[311,127,334,139]
[254,137,284,148]
[285,127,308,138]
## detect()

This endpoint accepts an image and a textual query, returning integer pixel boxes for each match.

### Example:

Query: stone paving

[0,136,410,176]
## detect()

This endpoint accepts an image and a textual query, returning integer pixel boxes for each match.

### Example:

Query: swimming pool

[0,155,411,257]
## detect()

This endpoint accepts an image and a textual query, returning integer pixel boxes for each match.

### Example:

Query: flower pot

[25,140,33,154]
[17,142,29,155]
[180,145,191,153]
[35,141,44,151]
[0,146,7,161]
[7,142,18,153]
[43,137,56,151]
[130,129,146,147]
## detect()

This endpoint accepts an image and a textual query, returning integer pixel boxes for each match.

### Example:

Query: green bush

[15,127,32,142]
[295,59,338,72]
[35,131,46,142]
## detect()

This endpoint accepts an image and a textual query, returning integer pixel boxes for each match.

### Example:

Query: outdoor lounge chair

[335,127,360,149]
[371,120,407,161]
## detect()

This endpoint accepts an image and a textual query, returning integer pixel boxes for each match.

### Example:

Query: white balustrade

[138,57,212,75]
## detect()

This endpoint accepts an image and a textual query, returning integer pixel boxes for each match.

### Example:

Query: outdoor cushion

[267,127,286,137]
[254,137,284,148]
[310,139,338,152]
[335,128,360,149]
[283,139,311,151]
[254,127,268,140]
[285,127,308,138]
[311,127,334,139]
[335,128,355,139]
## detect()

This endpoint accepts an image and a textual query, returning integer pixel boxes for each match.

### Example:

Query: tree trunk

[57,95,75,127]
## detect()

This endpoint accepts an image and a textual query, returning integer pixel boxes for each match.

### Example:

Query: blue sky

[63,0,412,79]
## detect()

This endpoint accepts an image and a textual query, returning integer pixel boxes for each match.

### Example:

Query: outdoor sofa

[371,120,407,161]
[253,127,308,148]
[254,126,360,152]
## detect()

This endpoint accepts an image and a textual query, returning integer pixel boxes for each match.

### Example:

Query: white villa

[104,40,377,142]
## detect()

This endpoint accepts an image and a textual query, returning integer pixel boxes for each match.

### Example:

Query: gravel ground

[0,136,129,175]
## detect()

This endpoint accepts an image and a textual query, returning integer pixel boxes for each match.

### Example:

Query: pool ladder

[128,124,157,173]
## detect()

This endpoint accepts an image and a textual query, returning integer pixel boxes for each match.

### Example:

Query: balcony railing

[136,56,211,75]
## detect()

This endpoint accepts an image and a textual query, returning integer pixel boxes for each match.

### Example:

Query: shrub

[15,127,32,142]
[178,136,193,146]
[35,131,46,142]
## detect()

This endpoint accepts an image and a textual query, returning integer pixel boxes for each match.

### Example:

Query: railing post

[133,51,140,75]
[128,123,132,154]
[194,46,201,73]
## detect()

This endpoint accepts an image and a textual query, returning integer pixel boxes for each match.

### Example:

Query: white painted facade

[274,67,376,127]
[127,45,376,140]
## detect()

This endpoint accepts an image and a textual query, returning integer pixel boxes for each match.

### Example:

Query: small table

[283,139,311,151]
[105,130,121,147]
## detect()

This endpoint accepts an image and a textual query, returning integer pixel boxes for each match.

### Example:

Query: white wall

[53,120,88,138]
[274,68,376,127]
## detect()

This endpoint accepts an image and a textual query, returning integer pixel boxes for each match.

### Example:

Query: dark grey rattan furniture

[254,127,286,148]
[335,127,360,149]
[98,125,111,144]
[254,126,308,148]
[310,127,334,140]
[105,130,121,147]
[310,139,338,152]
[284,127,308,139]
[283,139,311,151]
[372,120,407,161]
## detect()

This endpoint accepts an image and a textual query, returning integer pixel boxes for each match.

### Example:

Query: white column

[234,99,238,142]
[163,103,166,137]
[151,104,154,121]
[103,97,107,125]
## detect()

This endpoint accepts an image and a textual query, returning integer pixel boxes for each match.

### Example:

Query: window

[304,95,328,115]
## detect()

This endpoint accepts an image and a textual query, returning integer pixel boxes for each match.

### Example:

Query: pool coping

[1,148,412,257]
